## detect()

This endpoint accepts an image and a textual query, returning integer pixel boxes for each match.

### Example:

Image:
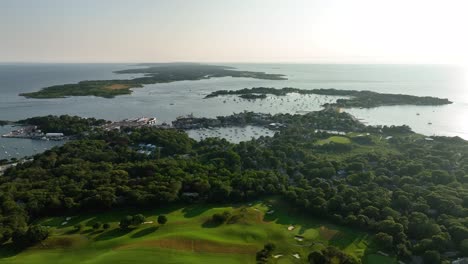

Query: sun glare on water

[462,63,468,103]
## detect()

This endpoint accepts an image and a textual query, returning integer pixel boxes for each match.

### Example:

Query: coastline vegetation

[0,111,467,263]
[205,87,453,108]
[239,94,268,100]
[173,109,367,132]
[20,80,143,99]
[18,115,108,135]
[0,121,12,126]
[19,64,286,99]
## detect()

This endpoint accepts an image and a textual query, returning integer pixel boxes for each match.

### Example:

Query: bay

[1,63,466,159]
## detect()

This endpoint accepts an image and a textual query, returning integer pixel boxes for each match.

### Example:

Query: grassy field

[317,136,351,145]
[0,199,396,264]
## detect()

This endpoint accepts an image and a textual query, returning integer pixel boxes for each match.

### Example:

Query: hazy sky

[1,0,467,64]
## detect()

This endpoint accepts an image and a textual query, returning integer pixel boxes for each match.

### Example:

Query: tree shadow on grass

[263,206,320,229]
[329,232,369,250]
[262,199,337,240]
[0,244,23,258]
[64,229,80,235]
[94,228,133,241]
[361,241,396,264]
[201,219,222,228]
[89,230,104,235]
[182,204,211,218]
[81,229,94,234]
[130,226,159,238]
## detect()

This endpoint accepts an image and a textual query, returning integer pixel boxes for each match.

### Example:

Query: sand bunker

[294,235,304,242]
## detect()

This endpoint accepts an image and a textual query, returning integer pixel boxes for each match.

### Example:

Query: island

[205,87,453,108]
[19,64,286,99]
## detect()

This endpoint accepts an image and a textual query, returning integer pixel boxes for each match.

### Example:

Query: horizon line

[0,61,461,66]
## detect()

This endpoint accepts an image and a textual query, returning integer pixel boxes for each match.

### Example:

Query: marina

[1,125,65,140]
[186,125,274,143]
[1,114,277,159]
[0,125,64,160]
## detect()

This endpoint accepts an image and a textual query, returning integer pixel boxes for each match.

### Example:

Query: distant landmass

[205,87,453,108]
[20,63,286,99]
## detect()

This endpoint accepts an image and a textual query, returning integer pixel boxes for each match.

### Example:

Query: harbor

[0,129,64,161]
[0,114,281,160]
[1,125,65,140]
[186,125,274,143]
[101,117,158,131]
[1,116,159,140]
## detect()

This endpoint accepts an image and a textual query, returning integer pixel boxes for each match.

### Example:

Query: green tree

[375,232,393,250]
[12,225,49,248]
[92,222,101,230]
[119,215,133,229]
[158,215,168,225]
[460,239,468,256]
[423,250,440,264]
[212,211,231,224]
[132,214,146,226]
[308,251,326,264]
[264,242,275,252]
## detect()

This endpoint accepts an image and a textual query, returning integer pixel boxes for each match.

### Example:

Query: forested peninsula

[205,87,453,108]
[1,111,467,263]
[19,64,286,99]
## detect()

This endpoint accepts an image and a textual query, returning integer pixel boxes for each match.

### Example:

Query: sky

[1,0,467,64]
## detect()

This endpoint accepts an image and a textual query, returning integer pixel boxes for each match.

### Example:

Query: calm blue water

[1,63,467,159]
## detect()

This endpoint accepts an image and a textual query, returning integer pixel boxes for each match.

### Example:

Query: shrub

[158,215,168,225]
[212,211,231,224]
[119,215,133,229]
[92,222,101,230]
[132,214,146,226]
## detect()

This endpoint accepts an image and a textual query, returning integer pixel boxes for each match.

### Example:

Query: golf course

[317,136,352,145]
[0,198,395,264]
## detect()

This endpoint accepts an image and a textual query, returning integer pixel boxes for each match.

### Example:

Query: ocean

[1,63,467,160]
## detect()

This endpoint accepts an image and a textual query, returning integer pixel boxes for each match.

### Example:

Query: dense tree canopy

[0,111,467,263]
